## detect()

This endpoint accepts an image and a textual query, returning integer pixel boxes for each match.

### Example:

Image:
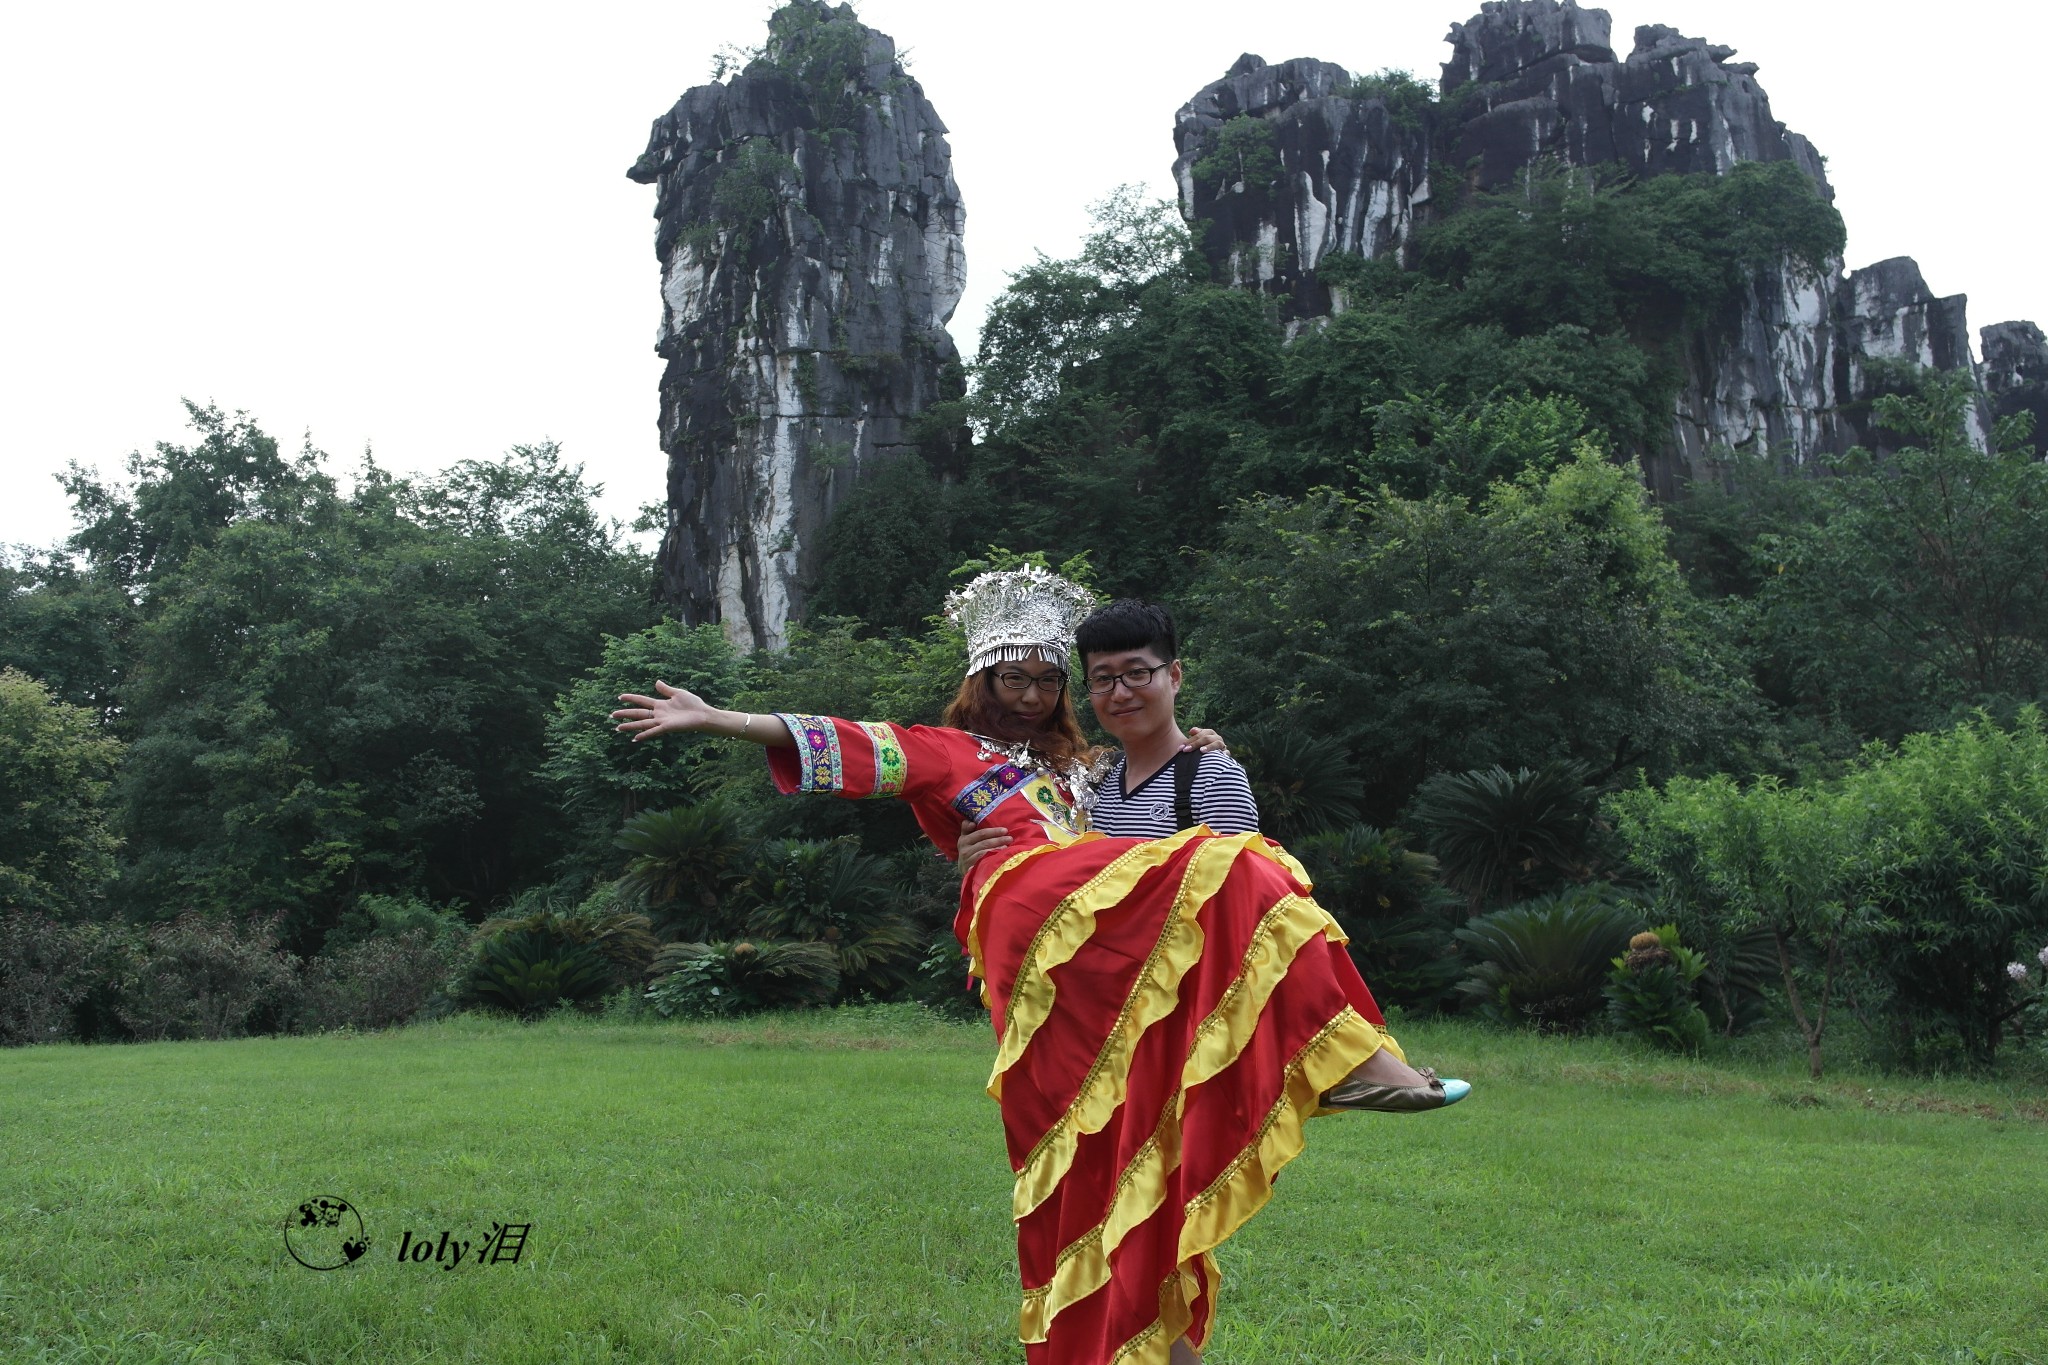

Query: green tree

[539,619,748,879]
[1842,709,2048,1062]
[1186,450,1749,822]
[1610,773,1868,1079]
[0,669,123,915]
[1758,377,2048,740]
[57,407,656,946]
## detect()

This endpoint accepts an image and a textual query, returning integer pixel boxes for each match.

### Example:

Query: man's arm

[1190,754,1261,835]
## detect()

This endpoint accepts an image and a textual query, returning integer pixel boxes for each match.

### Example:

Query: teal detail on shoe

[1441,1078,1472,1106]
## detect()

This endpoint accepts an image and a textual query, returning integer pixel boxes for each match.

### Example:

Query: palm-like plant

[1294,823,1465,1011]
[736,839,922,997]
[645,939,841,1016]
[1454,886,1644,1031]
[570,910,662,988]
[1229,721,1368,842]
[613,798,752,940]
[468,927,613,1017]
[1410,761,1598,911]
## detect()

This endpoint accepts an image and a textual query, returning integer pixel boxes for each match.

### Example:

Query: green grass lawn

[3,1007,2044,1364]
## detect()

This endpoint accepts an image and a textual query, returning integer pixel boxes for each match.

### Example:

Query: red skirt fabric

[956,828,1398,1364]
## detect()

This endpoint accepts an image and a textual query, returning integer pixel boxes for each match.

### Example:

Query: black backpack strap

[1173,748,1201,831]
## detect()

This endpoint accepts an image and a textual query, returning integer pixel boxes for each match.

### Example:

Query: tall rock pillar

[629,0,966,650]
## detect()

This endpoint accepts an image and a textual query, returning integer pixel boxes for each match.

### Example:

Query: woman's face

[984,659,1068,728]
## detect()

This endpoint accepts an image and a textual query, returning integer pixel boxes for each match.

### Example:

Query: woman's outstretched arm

[611,681,796,747]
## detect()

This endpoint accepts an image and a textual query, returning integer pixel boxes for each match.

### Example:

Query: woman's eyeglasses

[993,670,1067,694]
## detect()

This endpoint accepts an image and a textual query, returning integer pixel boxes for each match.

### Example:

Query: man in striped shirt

[957,599,1256,870]
[1074,599,1259,837]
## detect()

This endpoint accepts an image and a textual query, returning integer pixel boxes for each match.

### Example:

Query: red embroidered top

[762,713,1087,866]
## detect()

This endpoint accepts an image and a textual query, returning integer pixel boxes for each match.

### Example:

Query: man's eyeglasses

[1085,665,1166,695]
[993,669,1067,694]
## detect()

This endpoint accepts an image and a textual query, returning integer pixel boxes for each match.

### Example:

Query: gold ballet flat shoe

[1320,1065,1471,1113]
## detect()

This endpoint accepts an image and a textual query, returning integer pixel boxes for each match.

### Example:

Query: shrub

[1454,887,1643,1031]
[911,925,983,1021]
[735,838,922,998]
[644,939,840,1017]
[1293,824,1464,1011]
[294,929,466,1033]
[465,924,614,1017]
[1412,761,1599,911]
[614,799,753,941]
[1604,925,1712,1053]
[1230,722,1368,843]
[0,911,129,1045]
[117,913,299,1041]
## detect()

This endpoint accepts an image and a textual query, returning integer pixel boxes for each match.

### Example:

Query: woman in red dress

[613,566,1467,1365]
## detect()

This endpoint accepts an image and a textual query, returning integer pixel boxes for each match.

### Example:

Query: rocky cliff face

[1982,321,2048,447]
[1173,0,2032,482]
[629,0,965,650]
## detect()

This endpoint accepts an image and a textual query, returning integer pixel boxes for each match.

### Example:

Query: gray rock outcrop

[1172,0,2031,482]
[1173,54,1432,323]
[630,0,965,649]
[1980,321,2048,451]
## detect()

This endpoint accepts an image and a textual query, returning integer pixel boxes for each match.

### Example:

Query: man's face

[1083,648,1183,745]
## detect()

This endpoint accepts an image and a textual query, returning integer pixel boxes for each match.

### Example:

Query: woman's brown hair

[943,666,1096,767]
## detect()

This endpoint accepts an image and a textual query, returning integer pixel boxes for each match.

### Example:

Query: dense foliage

[5,404,659,953]
[8,84,2048,1076]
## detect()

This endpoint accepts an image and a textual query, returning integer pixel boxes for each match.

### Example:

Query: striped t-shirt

[1089,751,1262,837]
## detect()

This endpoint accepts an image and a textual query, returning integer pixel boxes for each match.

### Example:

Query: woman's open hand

[1183,726,1230,755]
[612,681,718,742]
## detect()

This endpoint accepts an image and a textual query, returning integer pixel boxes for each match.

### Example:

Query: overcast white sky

[3,1,2040,553]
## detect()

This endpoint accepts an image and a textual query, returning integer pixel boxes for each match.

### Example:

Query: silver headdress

[944,565,1099,676]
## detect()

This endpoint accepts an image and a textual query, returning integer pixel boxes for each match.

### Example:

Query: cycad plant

[467,926,614,1017]
[1411,761,1599,911]
[1454,886,1643,1031]
[1229,721,1368,842]
[644,939,840,1016]
[1604,924,1712,1052]
[1293,823,1465,1011]
[736,838,923,998]
[614,798,753,940]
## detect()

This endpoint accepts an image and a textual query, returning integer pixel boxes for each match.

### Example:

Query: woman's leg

[1344,1039,1432,1088]
[1170,1336,1202,1364]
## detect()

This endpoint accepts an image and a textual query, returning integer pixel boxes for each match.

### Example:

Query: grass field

[3,1007,2045,1364]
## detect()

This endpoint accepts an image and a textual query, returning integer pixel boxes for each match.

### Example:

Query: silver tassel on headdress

[944,565,1099,677]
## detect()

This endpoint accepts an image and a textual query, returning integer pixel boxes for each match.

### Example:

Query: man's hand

[611,680,719,742]
[955,820,1013,878]
[1183,726,1229,754]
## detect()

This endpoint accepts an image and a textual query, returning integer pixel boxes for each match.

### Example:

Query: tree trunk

[1772,927,1826,1080]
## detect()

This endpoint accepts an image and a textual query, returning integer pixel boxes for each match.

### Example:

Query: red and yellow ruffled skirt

[957,828,1398,1364]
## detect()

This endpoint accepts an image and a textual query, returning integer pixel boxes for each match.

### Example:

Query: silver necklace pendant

[967,734,1114,822]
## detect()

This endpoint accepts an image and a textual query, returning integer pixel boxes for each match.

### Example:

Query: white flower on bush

[2008,962,2030,982]
[2038,944,2048,968]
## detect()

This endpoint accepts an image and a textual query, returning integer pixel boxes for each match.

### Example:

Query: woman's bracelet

[739,712,754,737]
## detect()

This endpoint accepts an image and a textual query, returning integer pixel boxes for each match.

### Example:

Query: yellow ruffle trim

[962,839,1070,983]
[1015,895,1390,1343]
[1106,1255,1214,1365]
[1178,1006,1386,1260]
[1007,833,1278,1217]
[985,827,1215,1105]
[1035,1010,1381,1362]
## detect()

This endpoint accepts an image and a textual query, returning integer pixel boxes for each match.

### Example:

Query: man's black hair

[1075,599,1178,663]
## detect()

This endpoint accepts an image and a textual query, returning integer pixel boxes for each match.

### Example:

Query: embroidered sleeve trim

[775,713,843,792]
[856,721,907,796]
